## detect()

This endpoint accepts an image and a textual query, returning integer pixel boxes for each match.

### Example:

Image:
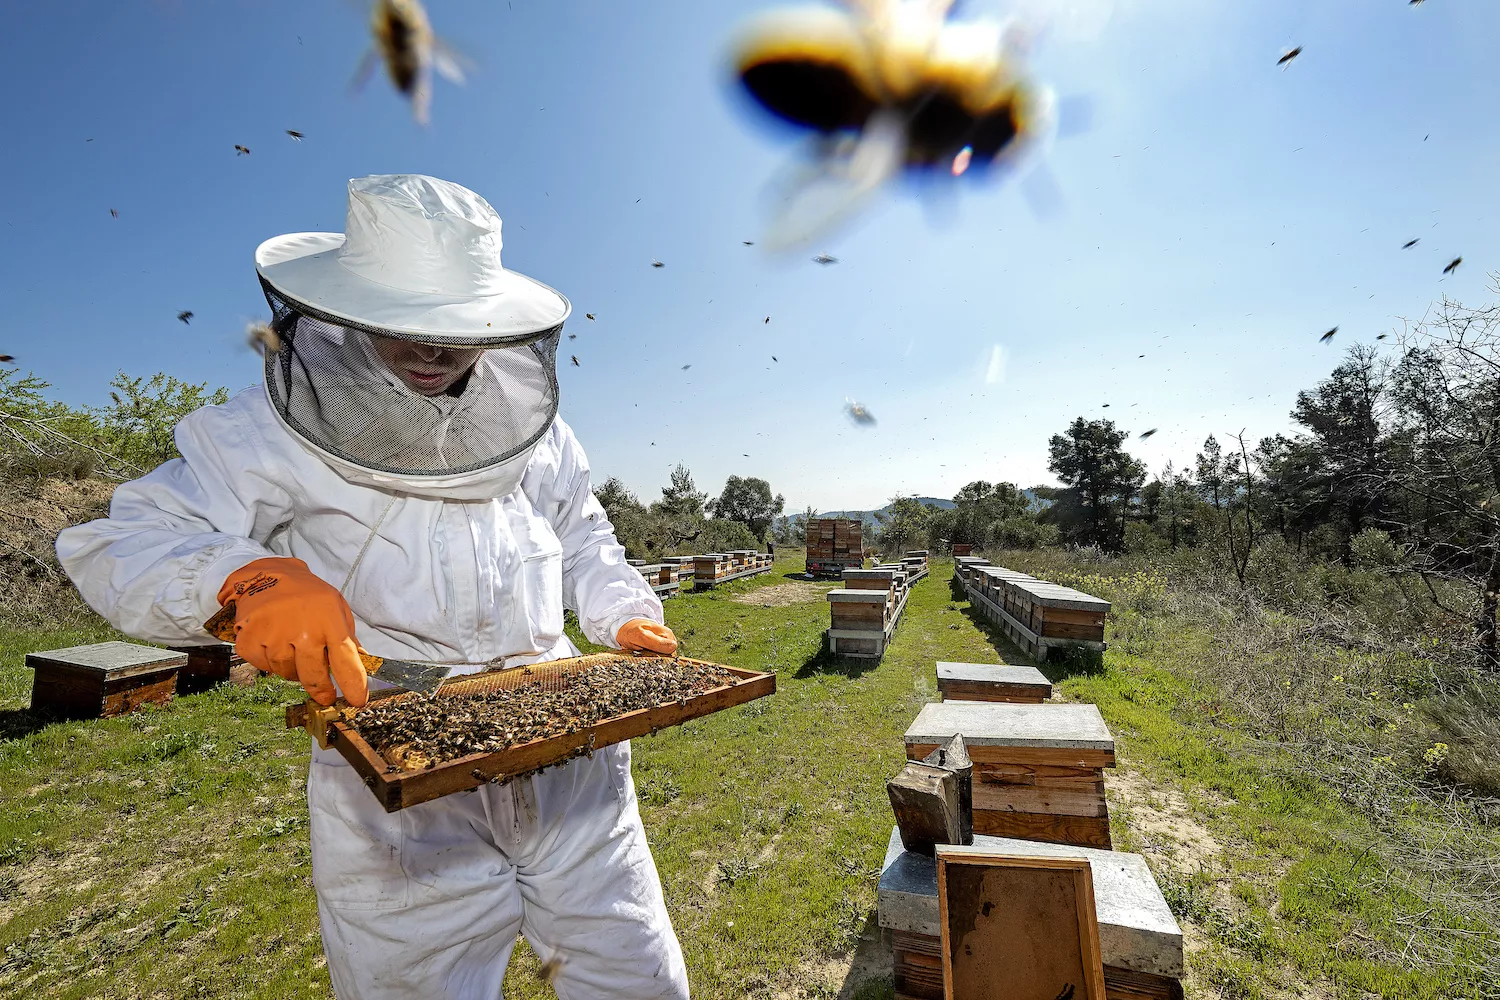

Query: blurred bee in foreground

[247,321,282,356]
[353,0,468,126]
[845,399,877,426]
[731,0,1057,248]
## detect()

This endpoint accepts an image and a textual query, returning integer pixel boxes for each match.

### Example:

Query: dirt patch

[1107,770,1224,873]
[731,582,827,607]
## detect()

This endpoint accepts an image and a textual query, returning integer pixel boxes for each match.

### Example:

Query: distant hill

[788,497,957,533]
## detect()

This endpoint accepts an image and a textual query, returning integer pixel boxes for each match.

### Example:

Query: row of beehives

[879,659,1185,1000]
[804,516,863,576]
[953,555,1110,662]
[824,550,929,658]
[25,640,252,720]
[627,550,773,596]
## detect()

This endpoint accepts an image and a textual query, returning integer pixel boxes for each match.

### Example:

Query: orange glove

[217,557,368,708]
[617,618,677,656]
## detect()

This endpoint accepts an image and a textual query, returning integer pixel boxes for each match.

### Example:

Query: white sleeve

[524,420,662,648]
[55,395,294,645]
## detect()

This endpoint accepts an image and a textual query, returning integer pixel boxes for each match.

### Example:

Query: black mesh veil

[259,281,560,479]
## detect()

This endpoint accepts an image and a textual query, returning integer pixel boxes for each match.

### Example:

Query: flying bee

[1139,428,1157,439]
[286,130,305,141]
[538,955,565,984]
[109,208,118,219]
[1277,46,1302,67]
[177,311,193,324]
[234,144,251,156]
[651,259,664,268]
[585,313,596,320]
[1443,257,1462,275]
[844,398,876,426]
[1402,239,1419,249]
[1320,327,1337,343]
[571,355,580,367]
[0,355,14,364]
[813,252,840,264]
[246,321,282,356]
[731,0,1057,248]
[353,0,468,126]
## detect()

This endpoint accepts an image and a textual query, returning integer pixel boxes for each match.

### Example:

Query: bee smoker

[922,733,973,846]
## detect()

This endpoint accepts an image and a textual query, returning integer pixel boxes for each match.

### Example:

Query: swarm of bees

[354,0,467,125]
[730,0,1055,248]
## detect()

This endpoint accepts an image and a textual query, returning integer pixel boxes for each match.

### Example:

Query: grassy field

[0,552,1493,998]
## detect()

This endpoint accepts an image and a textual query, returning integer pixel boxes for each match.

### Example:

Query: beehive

[879,828,1183,1000]
[171,642,256,695]
[935,661,1052,704]
[842,567,900,592]
[27,642,186,719]
[905,701,1114,849]
[951,543,973,556]
[806,518,863,576]
[964,566,1108,662]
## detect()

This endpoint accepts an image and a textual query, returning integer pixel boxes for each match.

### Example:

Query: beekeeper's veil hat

[254,174,569,500]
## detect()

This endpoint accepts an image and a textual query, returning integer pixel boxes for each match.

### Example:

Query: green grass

[0,554,1490,998]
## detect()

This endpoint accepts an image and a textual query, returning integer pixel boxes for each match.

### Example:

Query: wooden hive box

[694,553,729,581]
[843,567,897,592]
[626,558,647,568]
[951,543,973,556]
[828,588,891,629]
[879,828,1183,1000]
[905,701,1114,849]
[28,642,187,719]
[171,642,256,695]
[1012,581,1111,643]
[936,661,1052,704]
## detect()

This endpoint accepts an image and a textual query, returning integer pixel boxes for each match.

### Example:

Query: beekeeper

[57,174,689,1000]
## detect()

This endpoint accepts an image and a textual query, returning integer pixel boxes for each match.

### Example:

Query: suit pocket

[307,757,411,910]
[519,530,565,651]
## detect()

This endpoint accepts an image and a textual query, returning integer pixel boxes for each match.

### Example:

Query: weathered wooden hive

[904,701,1114,849]
[878,828,1184,1000]
[171,642,256,695]
[27,642,187,719]
[806,518,863,575]
[935,660,1052,704]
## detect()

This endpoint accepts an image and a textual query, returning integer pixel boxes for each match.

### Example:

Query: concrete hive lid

[25,641,188,678]
[877,827,1183,978]
[904,701,1113,750]
[935,661,1051,689]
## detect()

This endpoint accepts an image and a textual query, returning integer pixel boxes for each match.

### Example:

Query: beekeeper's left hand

[616,619,677,655]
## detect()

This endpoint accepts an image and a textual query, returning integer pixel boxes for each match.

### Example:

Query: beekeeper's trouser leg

[308,741,688,1000]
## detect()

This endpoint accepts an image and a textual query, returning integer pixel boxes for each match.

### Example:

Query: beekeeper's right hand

[217,557,369,708]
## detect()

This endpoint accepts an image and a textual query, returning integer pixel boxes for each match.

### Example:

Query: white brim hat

[255,174,570,347]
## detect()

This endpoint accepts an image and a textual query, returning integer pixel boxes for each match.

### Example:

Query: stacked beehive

[826,562,918,658]
[879,654,1184,1000]
[952,555,992,587]
[693,551,774,590]
[805,518,863,576]
[638,563,681,599]
[660,555,696,583]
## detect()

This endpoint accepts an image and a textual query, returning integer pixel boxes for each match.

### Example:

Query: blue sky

[2,0,1497,512]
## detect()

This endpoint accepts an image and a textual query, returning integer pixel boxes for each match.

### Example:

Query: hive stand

[905,701,1115,849]
[27,642,187,719]
[879,827,1184,1000]
[170,642,256,694]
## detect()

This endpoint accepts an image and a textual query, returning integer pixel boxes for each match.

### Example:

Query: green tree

[877,496,932,555]
[1045,418,1146,551]
[708,476,785,540]
[655,463,708,519]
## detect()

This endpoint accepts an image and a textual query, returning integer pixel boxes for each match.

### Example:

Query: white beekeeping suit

[57,175,689,1000]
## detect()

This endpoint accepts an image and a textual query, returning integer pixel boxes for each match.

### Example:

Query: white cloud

[984,344,1008,385]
